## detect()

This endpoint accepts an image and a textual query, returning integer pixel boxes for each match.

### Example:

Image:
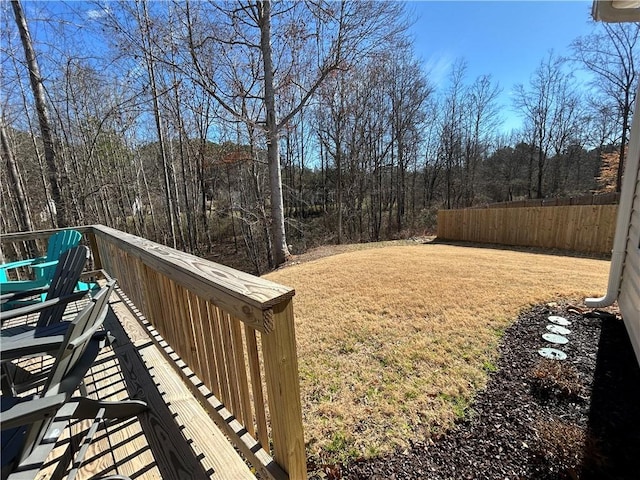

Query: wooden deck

[3,226,306,480]
[32,288,257,479]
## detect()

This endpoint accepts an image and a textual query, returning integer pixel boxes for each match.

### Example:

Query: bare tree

[1,117,33,234]
[571,22,640,192]
[386,46,432,231]
[11,0,67,226]
[181,0,406,265]
[513,52,576,198]
[440,59,467,208]
[138,0,182,248]
[461,74,501,206]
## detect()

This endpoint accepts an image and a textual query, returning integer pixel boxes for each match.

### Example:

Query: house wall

[619,165,640,362]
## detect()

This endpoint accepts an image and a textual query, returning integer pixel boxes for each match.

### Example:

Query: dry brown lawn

[265,243,610,463]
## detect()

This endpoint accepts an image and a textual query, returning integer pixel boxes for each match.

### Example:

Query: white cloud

[423,52,454,88]
[86,7,109,20]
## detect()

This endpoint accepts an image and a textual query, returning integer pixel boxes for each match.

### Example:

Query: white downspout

[585,85,640,308]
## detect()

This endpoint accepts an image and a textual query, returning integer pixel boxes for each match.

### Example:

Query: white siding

[619,168,640,362]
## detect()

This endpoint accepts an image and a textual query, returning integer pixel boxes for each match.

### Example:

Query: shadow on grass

[429,238,611,260]
[581,318,640,479]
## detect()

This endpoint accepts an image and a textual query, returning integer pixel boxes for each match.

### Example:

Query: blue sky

[406,1,598,131]
[15,0,599,134]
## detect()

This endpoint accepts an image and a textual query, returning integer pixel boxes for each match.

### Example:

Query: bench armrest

[0,291,88,324]
[0,393,67,430]
[0,257,45,272]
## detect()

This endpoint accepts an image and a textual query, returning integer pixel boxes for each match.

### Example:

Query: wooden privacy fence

[437,205,618,254]
[1,226,306,480]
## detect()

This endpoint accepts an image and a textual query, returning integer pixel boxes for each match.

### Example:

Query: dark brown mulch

[335,303,640,480]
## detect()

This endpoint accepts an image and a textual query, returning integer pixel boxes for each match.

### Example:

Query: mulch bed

[330,303,640,480]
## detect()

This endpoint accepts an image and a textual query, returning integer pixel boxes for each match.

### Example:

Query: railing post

[87,228,103,270]
[262,298,307,480]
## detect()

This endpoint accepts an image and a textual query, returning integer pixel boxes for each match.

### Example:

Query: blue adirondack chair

[0,230,82,294]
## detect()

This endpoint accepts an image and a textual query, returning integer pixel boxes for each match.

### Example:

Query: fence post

[262,298,306,480]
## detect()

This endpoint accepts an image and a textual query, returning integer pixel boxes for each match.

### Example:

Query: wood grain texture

[105,307,212,479]
[92,224,294,331]
[262,299,307,480]
[231,317,254,435]
[142,346,255,480]
[220,310,243,422]
[246,325,269,449]
[198,297,221,398]
[77,354,155,480]
[210,303,232,408]
[120,288,289,480]
[109,296,255,480]
[188,291,208,385]
[4,226,307,479]
[437,205,618,254]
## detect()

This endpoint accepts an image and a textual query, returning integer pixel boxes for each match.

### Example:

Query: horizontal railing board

[0,226,94,242]
[92,225,295,309]
[1,225,295,311]
[91,225,294,308]
[94,236,270,333]
[7,225,293,333]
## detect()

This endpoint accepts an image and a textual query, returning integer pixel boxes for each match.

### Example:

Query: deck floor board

[28,290,255,479]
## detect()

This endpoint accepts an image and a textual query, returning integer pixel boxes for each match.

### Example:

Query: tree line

[1,1,638,273]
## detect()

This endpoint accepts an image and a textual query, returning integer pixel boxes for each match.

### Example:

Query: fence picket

[438,204,617,254]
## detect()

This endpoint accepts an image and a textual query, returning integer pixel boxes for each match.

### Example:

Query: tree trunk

[537,147,545,199]
[258,0,290,266]
[1,120,34,237]
[11,0,67,227]
[141,0,178,248]
[337,149,343,244]
[174,85,195,252]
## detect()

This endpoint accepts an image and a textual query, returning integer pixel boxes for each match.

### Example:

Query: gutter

[585,85,640,308]
[593,1,640,23]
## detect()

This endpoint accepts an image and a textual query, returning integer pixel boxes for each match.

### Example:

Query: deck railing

[1,225,306,480]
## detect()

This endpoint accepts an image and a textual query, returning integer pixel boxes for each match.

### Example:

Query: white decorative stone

[538,347,567,360]
[548,315,571,326]
[542,333,569,344]
[546,324,571,336]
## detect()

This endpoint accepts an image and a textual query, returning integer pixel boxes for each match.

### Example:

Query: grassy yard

[265,243,610,464]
